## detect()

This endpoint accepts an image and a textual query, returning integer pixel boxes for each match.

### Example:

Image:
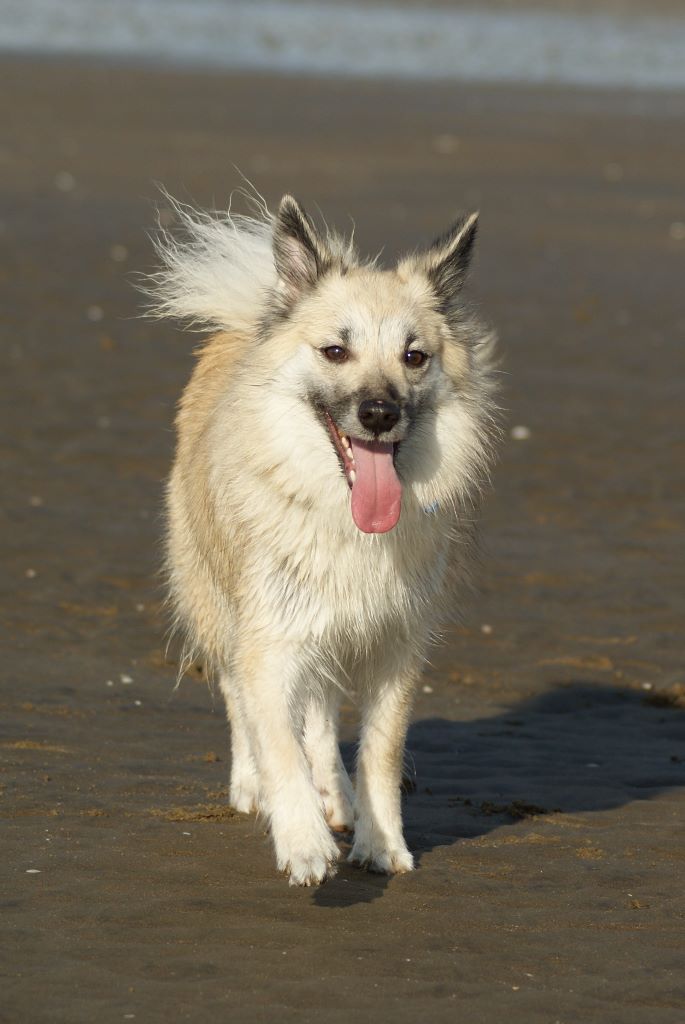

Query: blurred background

[2,2,685,1022]
[3,0,685,88]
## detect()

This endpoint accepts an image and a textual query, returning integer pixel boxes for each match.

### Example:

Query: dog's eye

[405,350,429,369]
[321,346,349,364]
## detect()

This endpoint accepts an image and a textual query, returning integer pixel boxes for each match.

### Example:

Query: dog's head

[265,195,487,534]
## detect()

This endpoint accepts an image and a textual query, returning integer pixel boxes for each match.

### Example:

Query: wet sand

[1,57,684,1022]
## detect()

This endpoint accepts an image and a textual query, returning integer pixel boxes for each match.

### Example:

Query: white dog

[148,192,498,885]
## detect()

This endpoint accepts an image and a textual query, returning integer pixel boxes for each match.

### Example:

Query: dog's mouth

[323,411,402,534]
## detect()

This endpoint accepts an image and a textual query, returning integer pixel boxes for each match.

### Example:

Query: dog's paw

[348,837,414,875]
[277,834,340,887]
[229,775,260,815]
[322,790,355,833]
[286,848,339,887]
[272,804,340,886]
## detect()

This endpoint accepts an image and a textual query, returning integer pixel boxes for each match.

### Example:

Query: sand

[1,55,684,1023]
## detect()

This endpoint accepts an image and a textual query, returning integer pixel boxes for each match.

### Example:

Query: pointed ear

[400,212,478,313]
[272,194,331,305]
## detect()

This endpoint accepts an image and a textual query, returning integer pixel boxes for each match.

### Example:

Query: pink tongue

[349,438,402,534]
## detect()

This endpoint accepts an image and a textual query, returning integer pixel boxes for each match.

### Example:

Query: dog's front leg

[349,660,417,875]
[234,640,339,886]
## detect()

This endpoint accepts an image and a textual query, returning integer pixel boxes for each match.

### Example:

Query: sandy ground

[1,56,685,1023]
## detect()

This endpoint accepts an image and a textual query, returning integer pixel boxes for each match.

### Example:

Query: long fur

[146,192,500,885]
[145,192,358,334]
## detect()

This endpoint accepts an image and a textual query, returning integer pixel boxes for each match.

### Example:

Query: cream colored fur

[148,194,499,885]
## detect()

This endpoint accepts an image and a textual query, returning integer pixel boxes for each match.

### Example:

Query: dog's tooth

[340,434,349,446]
[345,447,353,460]
[348,469,357,484]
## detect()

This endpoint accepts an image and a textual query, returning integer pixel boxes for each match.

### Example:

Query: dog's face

[266,196,480,534]
[296,271,458,442]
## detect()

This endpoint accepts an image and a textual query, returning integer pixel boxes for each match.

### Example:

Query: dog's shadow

[314,680,685,907]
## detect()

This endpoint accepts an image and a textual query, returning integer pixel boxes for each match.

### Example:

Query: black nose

[358,399,401,435]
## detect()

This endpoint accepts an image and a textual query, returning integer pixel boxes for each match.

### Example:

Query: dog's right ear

[272,195,331,307]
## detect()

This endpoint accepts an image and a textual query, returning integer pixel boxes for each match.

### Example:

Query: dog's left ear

[273,195,331,306]
[399,212,478,314]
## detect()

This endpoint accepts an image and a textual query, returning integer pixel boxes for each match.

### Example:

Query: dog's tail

[141,190,277,336]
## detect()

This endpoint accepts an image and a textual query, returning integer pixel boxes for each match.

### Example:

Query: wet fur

[147,193,499,884]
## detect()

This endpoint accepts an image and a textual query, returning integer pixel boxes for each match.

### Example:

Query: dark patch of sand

[1,55,684,1023]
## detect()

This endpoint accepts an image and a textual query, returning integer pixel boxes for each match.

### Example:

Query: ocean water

[1,0,685,90]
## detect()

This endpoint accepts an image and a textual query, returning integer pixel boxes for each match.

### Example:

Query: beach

[1,52,685,1022]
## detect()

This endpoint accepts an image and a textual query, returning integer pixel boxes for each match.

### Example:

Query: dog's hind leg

[233,640,339,886]
[349,652,418,875]
[303,693,354,833]
[219,673,261,814]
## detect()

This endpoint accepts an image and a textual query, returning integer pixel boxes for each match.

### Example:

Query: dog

[147,191,499,885]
